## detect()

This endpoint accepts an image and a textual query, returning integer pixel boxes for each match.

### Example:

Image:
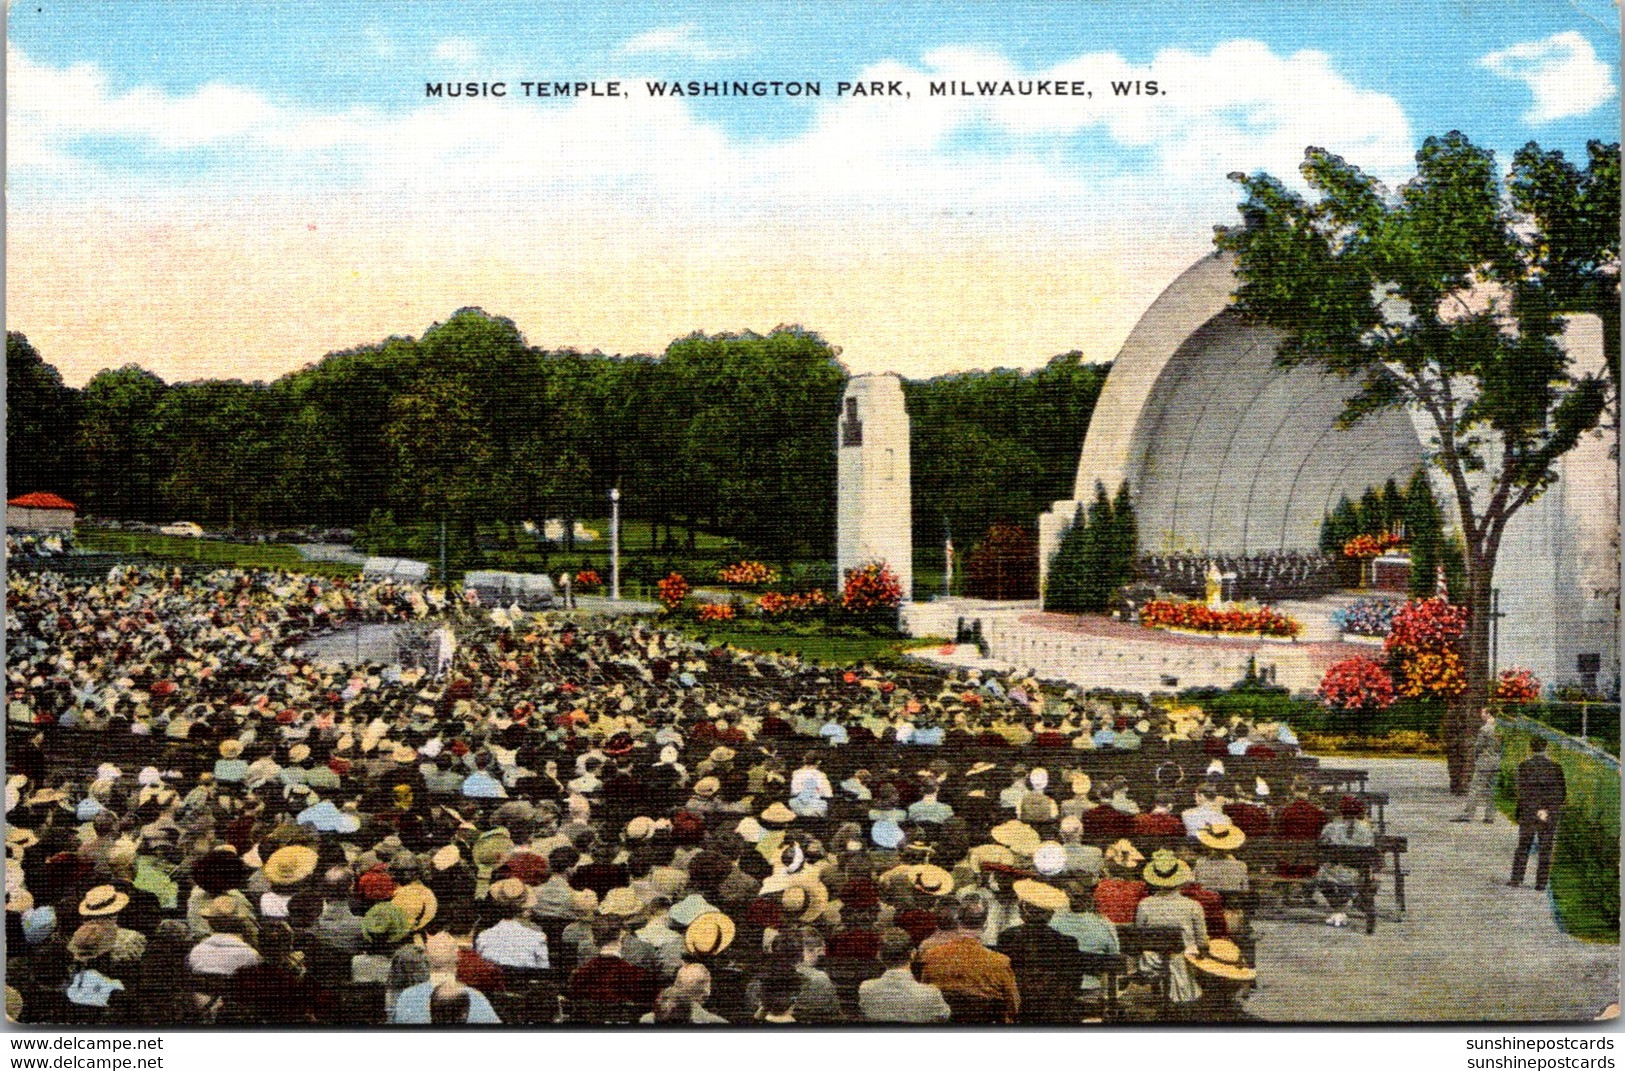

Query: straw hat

[965,843,1018,871]
[1196,821,1247,852]
[287,744,311,764]
[1185,938,1257,982]
[910,864,954,897]
[990,820,1041,856]
[77,885,130,917]
[692,777,721,799]
[7,828,39,853]
[598,887,645,918]
[218,739,244,760]
[1103,839,1144,870]
[780,881,830,923]
[760,802,796,825]
[67,920,117,962]
[1143,849,1194,888]
[391,883,439,931]
[625,816,655,841]
[684,911,736,956]
[1012,879,1068,912]
[488,877,532,910]
[431,844,462,872]
[263,845,319,887]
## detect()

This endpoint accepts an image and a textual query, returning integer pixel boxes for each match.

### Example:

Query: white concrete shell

[1036,252,1618,693]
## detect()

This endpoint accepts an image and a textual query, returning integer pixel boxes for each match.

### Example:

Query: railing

[1490,700,1619,757]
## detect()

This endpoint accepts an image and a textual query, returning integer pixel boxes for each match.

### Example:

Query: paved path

[1247,757,1619,1022]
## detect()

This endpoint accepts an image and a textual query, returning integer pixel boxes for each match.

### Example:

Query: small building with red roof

[6,492,77,532]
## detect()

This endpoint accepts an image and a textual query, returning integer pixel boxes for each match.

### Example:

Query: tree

[7,334,79,501]
[1044,504,1090,612]
[75,366,169,520]
[1108,481,1139,597]
[1079,480,1115,610]
[1508,140,1620,414]
[1404,468,1444,599]
[1216,131,1613,791]
[965,524,1038,600]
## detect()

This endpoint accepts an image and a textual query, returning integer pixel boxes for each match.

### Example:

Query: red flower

[657,573,690,612]
[842,562,904,614]
[1493,667,1541,703]
[1318,657,1396,711]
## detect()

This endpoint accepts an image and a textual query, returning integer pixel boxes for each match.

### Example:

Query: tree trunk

[1445,556,1497,794]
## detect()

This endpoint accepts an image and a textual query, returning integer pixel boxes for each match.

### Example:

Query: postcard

[5,0,1619,1031]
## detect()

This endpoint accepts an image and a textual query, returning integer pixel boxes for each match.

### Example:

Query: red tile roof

[6,492,76,511]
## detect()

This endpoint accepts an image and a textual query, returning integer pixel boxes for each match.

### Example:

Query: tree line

[7,317,1106,562]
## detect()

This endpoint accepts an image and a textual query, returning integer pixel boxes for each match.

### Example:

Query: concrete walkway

[1247,757,1619,1022]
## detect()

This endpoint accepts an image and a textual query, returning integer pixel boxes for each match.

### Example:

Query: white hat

[1032,842,1066,877]
[1028,768,1049,792]
[1254,777,1271,798]
[95,764,123,783]
[136,767,163,787]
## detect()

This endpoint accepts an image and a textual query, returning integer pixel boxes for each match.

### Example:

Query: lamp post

[609,487,621,601]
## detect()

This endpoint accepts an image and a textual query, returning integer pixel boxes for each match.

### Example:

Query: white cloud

[433,36,480,66]
[1480,31,1615,123]
[617,23,745,61]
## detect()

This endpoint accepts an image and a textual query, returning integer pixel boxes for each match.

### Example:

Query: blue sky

[7,1,1619,385]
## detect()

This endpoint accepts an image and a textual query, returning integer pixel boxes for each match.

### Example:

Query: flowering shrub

[757,589,829,618]
[1396,649,1468,698]
[656,572,690,613]
[1139,599,1301,639]
[1300,730,1442,756]
[574,569,602,592]
[1330,598,1401,637]
[696,602,736,622]
[1342,532,1402,559]
[1493,667,1542,703]
[1317,657,1397,711]
[842,562,904,614]
[1385,597,1468,656]
[717,560,781,588]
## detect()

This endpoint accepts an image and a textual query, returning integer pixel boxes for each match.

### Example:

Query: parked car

[160,521,205,538]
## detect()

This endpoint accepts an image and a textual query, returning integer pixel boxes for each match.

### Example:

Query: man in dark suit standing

[1509,736,1567,890]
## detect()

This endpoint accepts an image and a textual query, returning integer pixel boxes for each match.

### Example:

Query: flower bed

[1493,667,1542,703]
[1139,599,1301,639]
[757,589,829,618]
[696,601,736,622]
[717,560,780,588]
[1342,532,1401,559]
[1331,598,1401,638]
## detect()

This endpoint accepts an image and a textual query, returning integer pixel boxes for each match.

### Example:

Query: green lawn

[76,529,360,577]
[672,625,948,668]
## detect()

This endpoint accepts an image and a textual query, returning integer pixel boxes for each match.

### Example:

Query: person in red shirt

[1131,793,1185,837]
[1093,842,1149,926]
[567,915,658,1012]
[1082,798,1134,839]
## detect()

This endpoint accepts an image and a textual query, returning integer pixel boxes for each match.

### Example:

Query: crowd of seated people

[1135,553,1338,603]
[5,567,1372,1026]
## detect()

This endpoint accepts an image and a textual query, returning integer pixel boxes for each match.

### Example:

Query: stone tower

[836,374,913,602]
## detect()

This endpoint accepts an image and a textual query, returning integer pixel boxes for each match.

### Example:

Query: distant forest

[7,314,1108,561]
